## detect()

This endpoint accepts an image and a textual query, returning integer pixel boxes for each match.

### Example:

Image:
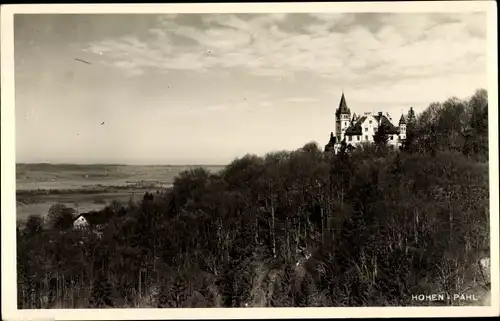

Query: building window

[390,136,393,140]
[357,136,360,141]
[365,135,368,140]
[369,120,372,124]
[364,128,368,132]
[348,136,352,141]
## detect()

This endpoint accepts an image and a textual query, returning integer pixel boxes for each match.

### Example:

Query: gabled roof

[374,115,401,134]
[73,211,108,225]
[344,116,367,135]
[335,92,351,117]
[344,114,400,136]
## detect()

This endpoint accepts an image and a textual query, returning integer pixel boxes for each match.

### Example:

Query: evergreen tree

[324,132,336,153]
[339,139,348,157]
[407,107,417,127]
[402,107,418,152]
[373,123,390,154]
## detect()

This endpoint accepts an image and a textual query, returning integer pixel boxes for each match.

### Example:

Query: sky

[14,12,488,165]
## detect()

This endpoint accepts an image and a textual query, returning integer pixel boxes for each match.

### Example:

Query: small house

[72,211,109,231]
[73,214,89,229]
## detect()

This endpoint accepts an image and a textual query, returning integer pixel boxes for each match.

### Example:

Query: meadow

[16,163,225,221]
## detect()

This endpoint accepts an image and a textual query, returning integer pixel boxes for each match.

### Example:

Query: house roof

[399,114,406,125]
[73,211,108,225]
[344,116,367,135]
[344,114,400,136]
[375,115,401,134]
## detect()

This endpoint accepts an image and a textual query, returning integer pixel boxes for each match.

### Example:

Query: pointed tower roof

[335,92,351,117]
[399,113,406,125]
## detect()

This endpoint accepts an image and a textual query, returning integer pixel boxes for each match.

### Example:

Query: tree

[409,89,488,160]
[403,107,418,152]
[407,107,416,127]
[47,203,76,230]
[301,141,322,155]
[89,273,114,308]
[25,215,44,236]
[435,97,468,152]
[463,89,488,161]
[339,139,348,157]
[324,133,336,153]
[171,167,212,214]
[373,123,390,153]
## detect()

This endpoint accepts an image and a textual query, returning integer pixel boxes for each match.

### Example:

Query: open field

[16,163,225,221]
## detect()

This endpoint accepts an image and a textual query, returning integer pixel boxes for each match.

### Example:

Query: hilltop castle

[325,92,406,153]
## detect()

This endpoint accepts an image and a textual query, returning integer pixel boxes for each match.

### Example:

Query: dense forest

[17,89,490,308]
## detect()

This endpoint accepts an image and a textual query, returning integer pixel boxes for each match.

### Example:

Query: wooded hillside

[17,89,490,308]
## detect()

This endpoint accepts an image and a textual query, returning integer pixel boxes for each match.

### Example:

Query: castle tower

[335,92,351,142]
[399,113,407,140]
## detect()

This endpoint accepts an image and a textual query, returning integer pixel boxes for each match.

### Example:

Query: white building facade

[73,215,89,229]
[325,92,407,153]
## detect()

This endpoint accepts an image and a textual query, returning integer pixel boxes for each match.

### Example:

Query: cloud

[306,13,356,34]
[331,71,486,108]
[82,12,487,87]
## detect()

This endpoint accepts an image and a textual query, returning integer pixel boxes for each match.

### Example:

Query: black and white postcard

[1,2,498,320]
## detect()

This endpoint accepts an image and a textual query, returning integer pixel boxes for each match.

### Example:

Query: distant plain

[16,163,225,221]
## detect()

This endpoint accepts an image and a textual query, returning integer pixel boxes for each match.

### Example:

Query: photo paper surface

[1,2,498,319]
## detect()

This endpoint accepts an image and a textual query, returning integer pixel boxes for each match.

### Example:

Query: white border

[1,2,499,320]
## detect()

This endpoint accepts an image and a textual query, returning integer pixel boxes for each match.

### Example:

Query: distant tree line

[17,89,490,308]
[402,89,488,161]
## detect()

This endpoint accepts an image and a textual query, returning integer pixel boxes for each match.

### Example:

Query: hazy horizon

[16,161,228,166]
[15,13,488,164]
